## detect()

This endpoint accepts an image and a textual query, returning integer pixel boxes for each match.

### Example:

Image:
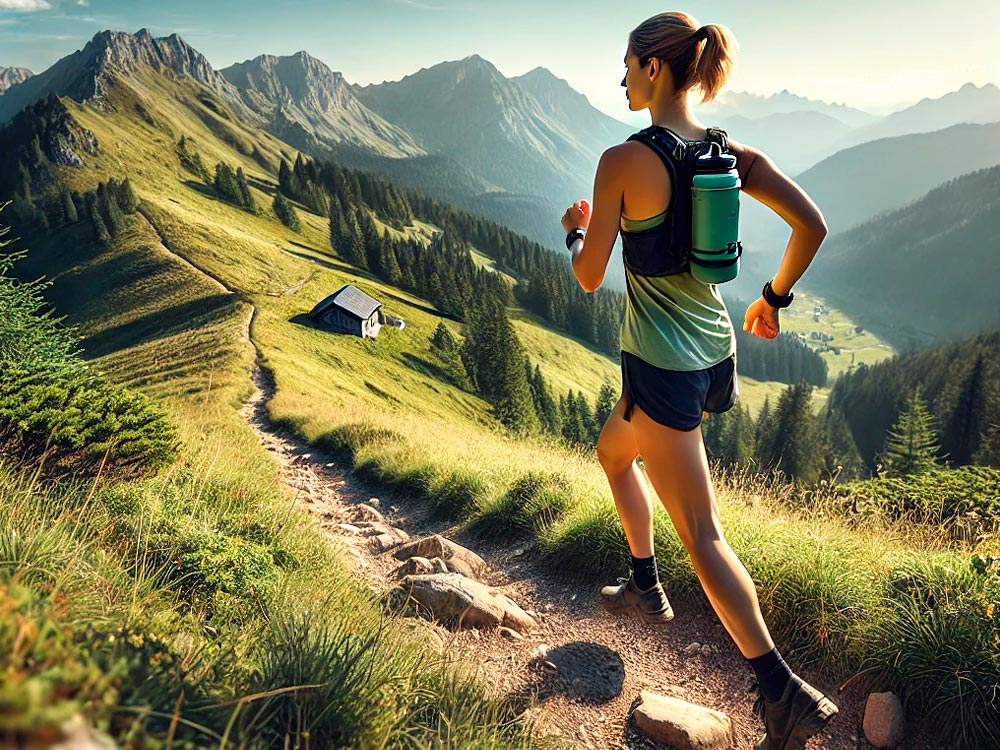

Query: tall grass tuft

[858,554,1000,750]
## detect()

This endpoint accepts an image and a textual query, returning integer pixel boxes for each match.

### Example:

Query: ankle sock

[630,554,659,591]
[748,648,793,703]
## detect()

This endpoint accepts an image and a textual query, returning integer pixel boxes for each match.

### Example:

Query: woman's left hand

[561,199,591,233]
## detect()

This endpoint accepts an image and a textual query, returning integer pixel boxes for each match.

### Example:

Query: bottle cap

[695,142,737,173]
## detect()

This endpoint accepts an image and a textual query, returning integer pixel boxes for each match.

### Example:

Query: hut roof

[309,285,382,321]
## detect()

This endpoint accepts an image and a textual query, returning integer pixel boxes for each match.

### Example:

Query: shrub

[0,363,178,480]
[836,467,1000,542]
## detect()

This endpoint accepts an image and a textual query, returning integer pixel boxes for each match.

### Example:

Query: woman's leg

[596,396,655,559]
[627,403,773,658]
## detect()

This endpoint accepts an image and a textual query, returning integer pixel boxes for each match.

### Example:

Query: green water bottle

[691,143,741,284]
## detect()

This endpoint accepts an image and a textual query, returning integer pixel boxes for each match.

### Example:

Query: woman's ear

[648,59,656,79]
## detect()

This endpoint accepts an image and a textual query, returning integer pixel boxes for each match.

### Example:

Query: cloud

[77,0,89,6]
[0,0,52,10]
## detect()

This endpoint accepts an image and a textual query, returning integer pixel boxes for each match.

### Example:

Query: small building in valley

[309,284,384,339]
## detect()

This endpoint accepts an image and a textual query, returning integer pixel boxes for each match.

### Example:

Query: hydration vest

[620,125,742,280]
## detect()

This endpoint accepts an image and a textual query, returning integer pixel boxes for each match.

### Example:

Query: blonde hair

[628,11,736,102]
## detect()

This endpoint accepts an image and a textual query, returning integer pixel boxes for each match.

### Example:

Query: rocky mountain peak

[0,66,34,94]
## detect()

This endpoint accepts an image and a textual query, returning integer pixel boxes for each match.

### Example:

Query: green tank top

[619,212,735,371]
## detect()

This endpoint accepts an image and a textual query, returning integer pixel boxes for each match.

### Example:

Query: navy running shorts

[621,351,739,431]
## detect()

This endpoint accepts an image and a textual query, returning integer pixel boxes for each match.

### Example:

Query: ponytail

[693,24,736,102]
[629,12,737,103]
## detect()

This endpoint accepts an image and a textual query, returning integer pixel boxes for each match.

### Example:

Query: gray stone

[394,556,450,578]
[392,534,489,580]
[630,690,732,750]
[391,572,536,633]
[370,533,406,553]
[353,503,385,522]
[863,691,905,748]
[336,523,362,534]
[51,715,119,750]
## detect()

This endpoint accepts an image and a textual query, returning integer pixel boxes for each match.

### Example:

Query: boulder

[392,534,489,580]
[863,691,905,748]
[392,573,536,633]
[630,690,732,750]
[353,503,385,523]
[394,556,450,579]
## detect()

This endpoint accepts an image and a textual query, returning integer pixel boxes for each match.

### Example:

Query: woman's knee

[596,429,636,473]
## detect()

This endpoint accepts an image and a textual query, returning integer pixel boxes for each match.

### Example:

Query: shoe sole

[779,695,839,750]
[598,596,674,625]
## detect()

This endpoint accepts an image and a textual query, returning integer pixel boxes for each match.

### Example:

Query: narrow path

[237,338,875,750]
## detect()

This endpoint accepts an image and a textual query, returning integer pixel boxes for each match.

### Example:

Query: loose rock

[393,556,450,578]
[630,690,732,750]
[392,534,490,580]
[391,573,536,633]
[353,503,385,523]
[864,691,905,748]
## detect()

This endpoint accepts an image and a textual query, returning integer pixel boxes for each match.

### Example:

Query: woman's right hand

[561,199,592,233]
[743,297,780,339]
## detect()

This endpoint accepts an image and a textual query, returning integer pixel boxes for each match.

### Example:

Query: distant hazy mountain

[0,66,33,95]
[797,121,1000,233]
[0,29,259,126]
[220,52,423,159]
[511,66,634,146]
[812,164,1000,348]
[841,83,1000,147]
[717,110,853,176]
[354,56,631,207]
[701,89,878,129]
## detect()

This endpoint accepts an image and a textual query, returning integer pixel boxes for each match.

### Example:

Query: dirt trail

[237,346,903,750]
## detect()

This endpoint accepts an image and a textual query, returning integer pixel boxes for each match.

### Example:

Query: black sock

[630,554,659,591]
[748,648,793,703]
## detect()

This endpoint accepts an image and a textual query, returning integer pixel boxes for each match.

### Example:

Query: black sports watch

[565,228,586,250]
[762,280,794,308]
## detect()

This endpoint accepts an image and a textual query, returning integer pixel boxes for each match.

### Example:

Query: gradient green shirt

[619,212,735,371]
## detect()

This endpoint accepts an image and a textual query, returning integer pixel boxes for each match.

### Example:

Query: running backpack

[621,125,740,279]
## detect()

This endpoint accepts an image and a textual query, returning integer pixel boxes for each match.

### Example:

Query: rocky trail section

[238,351,909,750]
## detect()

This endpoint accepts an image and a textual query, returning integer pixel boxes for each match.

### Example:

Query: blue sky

[1,0,998,120]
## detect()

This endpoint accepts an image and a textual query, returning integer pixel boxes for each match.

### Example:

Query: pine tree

[60,189,78,224]
[273,190,301,231]
[944,356,986,465]
[235,167,256,214]
[594,382,617,432]
[117,178,138,213]
[719,404,755,466]
[758,381,827,484]
[880,385,941,477]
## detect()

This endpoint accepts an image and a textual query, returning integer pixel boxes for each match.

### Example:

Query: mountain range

[2,28,1000,344]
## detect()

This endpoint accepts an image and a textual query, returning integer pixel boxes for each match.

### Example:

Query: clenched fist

[561,199,592,233]
[743,296,780,339]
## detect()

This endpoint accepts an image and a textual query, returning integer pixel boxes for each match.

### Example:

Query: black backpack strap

[705,126,729,150]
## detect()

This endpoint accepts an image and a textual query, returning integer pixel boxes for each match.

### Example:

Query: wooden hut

[309,284,383,339]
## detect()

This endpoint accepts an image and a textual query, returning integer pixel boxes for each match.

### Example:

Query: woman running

[560,11,837,750]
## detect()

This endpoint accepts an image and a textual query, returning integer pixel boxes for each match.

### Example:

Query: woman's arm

[737,144,828,338]
[561,147,625,293]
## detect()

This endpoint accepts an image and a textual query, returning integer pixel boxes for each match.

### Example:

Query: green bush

[0,362,178,480]
[836,467,1000,541]
[859,554,1000,750]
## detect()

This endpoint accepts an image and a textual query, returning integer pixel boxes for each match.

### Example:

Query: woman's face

[622,49,653,111]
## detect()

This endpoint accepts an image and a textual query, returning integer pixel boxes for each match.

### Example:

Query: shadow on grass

[80,293,239,358]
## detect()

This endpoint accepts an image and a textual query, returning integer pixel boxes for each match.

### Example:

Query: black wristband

[762,280,794,308]
[566,228,586,250]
